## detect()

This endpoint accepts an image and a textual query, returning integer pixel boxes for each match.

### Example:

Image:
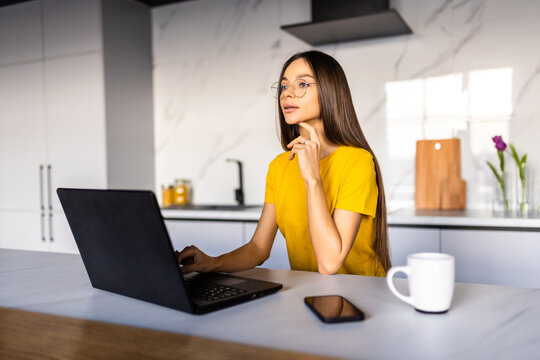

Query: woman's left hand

[287,122,322,183]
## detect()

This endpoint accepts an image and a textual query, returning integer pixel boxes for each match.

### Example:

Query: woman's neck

[299,120,339,158]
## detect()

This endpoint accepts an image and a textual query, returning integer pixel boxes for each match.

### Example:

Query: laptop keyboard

[185,278,247,302]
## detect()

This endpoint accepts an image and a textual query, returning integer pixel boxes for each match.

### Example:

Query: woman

[176,50,390,276]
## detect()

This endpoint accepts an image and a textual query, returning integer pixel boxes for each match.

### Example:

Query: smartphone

[304,295,365,323]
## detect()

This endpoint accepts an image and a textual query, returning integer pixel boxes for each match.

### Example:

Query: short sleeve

[335,155,378,217]
[264,161,275,204]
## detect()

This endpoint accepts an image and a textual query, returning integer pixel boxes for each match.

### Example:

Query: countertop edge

[161,208,540,229]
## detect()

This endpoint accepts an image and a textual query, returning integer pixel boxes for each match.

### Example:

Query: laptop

[57,188,282,314]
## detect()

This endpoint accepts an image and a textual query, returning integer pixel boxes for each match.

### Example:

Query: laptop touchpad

[218,277,249,286]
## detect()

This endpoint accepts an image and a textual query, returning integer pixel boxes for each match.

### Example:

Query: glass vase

[492,171,510,215]
[515,166,533,216]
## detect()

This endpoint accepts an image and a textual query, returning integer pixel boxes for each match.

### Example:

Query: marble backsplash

[152,0,540,211]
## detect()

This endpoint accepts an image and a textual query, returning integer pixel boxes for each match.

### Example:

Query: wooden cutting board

[415,138,466,210]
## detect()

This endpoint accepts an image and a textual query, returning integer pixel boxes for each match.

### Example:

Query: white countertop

[2,249,540,359]
[388,208,540,229]
[161,206,263,221]
[161,206,540,229]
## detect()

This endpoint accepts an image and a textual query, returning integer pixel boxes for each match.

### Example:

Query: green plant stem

[521,181,525,213]
[498,151,508,212]
[487,160,508,212]
[501,176,508,212]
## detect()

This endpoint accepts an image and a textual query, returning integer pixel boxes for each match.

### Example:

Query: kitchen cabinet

[0,55,106,254]
[44,53,107,212]
[160,213,540,287]
[388,226,540,288]
[0,0,42,66]
[388,226,441,267]
[441,229,540,288]
[0,62,46,211]
[0,212,48,252]
[42,0,101,58]
[48,210,79,254]
[164,220,245,257]
[0,1,153,254]
[0,2,105,254]
[0,210,76,254]
[0,62,49,251]
[163,220,290,270]
[161,210,540,287]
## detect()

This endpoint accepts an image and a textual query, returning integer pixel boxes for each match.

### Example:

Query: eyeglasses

[270,79,317,99]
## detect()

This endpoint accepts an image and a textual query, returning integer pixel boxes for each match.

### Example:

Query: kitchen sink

[163,204,262,211]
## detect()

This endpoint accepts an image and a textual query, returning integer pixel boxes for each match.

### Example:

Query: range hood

[281,0,412,45]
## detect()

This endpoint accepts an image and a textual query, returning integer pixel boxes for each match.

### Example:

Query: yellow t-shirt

[264,146,385,276]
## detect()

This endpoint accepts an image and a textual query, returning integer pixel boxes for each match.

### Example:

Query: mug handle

[386,266,414,306]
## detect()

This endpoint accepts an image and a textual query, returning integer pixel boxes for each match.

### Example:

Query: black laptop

[57,188,282,314]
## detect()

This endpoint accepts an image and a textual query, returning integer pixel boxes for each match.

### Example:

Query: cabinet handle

[47,164,52,211]
[41,212,46,242]
[49,212,54,242]
[39,165,45,241]
[39,165,44,210]
[47,164,53,242]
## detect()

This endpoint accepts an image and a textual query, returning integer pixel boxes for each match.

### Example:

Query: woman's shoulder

[331,146,375,175]
[269,151,291,165]
[268,151,292,170]
[336,146,373,162]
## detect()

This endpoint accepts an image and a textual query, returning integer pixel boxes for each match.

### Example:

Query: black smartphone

[304,295,365,323]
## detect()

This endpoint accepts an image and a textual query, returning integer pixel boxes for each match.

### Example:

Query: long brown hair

[276,50,391,272]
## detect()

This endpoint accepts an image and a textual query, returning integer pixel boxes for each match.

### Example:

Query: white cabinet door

[42,0,102,58]
[244,222,289,270]
[0,211,48,252]
[45,53,107,213]
[441,229,540,288]
[164,220,244,257]
[0,62,46,211]
[48,210,78,254]
[0,1,42,65]
[0,62,47,251]
[388,227,440,267]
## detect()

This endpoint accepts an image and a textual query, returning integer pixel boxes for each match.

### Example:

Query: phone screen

[304,295,365,323]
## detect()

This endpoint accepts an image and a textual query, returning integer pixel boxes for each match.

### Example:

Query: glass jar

[173,178,191,205]
[161,185,174,207]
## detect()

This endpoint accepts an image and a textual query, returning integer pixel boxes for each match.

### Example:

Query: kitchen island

[1,248,540,359]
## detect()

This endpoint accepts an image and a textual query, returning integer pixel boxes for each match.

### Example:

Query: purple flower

[492,136,507,151]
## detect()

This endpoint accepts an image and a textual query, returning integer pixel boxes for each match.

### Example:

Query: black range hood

[281,0,412,46]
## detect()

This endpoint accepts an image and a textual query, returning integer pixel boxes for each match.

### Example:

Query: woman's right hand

[175,245,217,274]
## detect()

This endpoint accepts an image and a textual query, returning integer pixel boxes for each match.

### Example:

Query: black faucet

[226,159,244,206]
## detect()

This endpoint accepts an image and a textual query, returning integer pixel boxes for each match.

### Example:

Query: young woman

[176,50,390,276]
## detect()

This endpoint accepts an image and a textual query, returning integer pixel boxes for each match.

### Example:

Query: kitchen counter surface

[388,208,540,229]
[162,207,540,229]
[161,206,263,221]
[1,248,540,359]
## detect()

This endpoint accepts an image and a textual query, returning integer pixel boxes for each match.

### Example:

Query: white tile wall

[153,0,540,211]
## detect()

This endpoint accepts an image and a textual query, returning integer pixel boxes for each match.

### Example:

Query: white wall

[152,0,540,211]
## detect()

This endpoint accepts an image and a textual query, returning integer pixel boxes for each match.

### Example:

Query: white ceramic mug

[386,253,455,313]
